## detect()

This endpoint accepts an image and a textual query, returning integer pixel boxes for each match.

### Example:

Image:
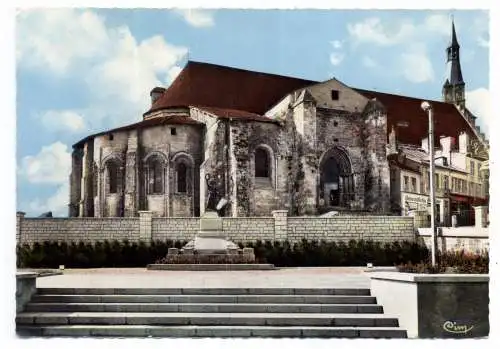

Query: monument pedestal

[182,211,240,254]
[160,211,260,266]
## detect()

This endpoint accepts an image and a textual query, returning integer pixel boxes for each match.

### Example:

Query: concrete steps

[29,294,377,304]
[16,288,407,338]
[36,287,372,295]
[17,325,408,338]
[25,303,384,313]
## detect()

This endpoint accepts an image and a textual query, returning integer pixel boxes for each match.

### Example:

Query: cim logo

[443,320,474,334]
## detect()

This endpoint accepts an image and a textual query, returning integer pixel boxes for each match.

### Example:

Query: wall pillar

[16,211,25,244]
[474,206,488,228]
[70,148,83,217]
[272,210,288,240]
[125,131,138,217]
[409,210,430,229]
[139,211,153,242]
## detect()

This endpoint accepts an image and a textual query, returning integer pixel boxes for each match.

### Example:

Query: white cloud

[19,142,72,184]
[16,9,109,75]
[17,9,188,132]
[329,52,344,66]
[424,14,450,36]
[477,36,489,48]
[175,9,215,28]
[342,14,467,83]
[330,40,343,49]
[466,88,491,137]
[28,182,69,217]
[347,17,416,47]
[346,15,450,48]
[167,65,183,82]
[472,13,489,48]
[362,56,378,68]
[39,110,86,133]
[400,48,435,83]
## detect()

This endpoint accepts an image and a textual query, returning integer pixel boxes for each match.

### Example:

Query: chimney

[458,132,469,154]
[440,135,453,166]
[421,136,429,153]
[150,87,166,106]
[440,136,452,154]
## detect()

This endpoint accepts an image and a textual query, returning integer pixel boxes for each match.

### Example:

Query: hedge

[17,239,430,268]
[397,250,489,274]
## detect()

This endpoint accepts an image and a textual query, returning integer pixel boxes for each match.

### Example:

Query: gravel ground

[35,267,373,289]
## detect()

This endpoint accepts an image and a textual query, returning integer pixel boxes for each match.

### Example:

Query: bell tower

[442,19,465,109]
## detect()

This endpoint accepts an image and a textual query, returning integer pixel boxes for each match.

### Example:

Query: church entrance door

[321,157,341,206]
[319,147,353,209]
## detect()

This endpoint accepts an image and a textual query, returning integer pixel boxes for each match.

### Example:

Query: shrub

[397,250,489,274]
[17,239,430,268]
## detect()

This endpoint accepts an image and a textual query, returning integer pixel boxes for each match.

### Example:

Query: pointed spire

[442,18,465,108]
[451,18,459,47]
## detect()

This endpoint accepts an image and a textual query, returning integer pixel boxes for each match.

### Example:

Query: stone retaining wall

[17,211,416,245]
[417,227,489,253]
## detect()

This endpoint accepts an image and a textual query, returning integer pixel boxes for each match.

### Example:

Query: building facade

[389,132,489,226]
[69,21,489,218]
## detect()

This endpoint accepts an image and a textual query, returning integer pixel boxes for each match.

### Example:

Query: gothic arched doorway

[319,147,353,208]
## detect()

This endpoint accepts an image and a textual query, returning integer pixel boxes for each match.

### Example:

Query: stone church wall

[362,101,391,212]
[74,118,203,218]
[230,121,282,216]
[316,108,367,209]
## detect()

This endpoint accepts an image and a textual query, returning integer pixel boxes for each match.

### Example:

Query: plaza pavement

[35,267,376,289]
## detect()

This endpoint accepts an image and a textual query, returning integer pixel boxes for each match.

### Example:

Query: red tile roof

[73,114,203,148]
[355,89,477,146]
[74,61,481,150]
[146,61,316,116]
[198,106,279,124]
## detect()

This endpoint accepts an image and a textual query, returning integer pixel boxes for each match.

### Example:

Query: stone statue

[205,173,221,212]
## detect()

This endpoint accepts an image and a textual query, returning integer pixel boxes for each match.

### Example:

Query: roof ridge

[187,60,318,83]
[355,88,452,105]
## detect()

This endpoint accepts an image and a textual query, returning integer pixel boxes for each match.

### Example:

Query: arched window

[255,148,270,178]
[107,161,119,194]
[147,157,164,194]
[177,163,187,193]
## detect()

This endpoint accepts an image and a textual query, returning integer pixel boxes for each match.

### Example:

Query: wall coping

[368,271,489,283]
[16,272,38,279]
[23,217,139,221]
[288,216,414,220]
[418,227,489,238]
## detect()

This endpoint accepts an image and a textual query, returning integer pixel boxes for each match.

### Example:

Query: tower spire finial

[451,16,459,47]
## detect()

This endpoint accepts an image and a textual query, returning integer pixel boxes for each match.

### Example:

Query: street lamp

[421,101,437,267]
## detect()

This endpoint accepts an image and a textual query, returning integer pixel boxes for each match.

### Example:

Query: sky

[15,8,490,217]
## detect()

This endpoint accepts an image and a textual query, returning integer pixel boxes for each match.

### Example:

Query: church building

[69,20,488,218]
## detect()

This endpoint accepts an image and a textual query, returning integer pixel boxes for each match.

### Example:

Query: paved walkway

[36,267,373,289]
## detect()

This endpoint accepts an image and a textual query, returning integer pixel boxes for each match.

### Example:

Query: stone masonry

[69,75,393,219]
[17,211,415,245]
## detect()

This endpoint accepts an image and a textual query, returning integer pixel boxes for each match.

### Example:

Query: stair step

[16,325,407,338]
[25,302,383,313]
[16,312,399,327]
[30,294,377,304]
[36,288,371,296]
